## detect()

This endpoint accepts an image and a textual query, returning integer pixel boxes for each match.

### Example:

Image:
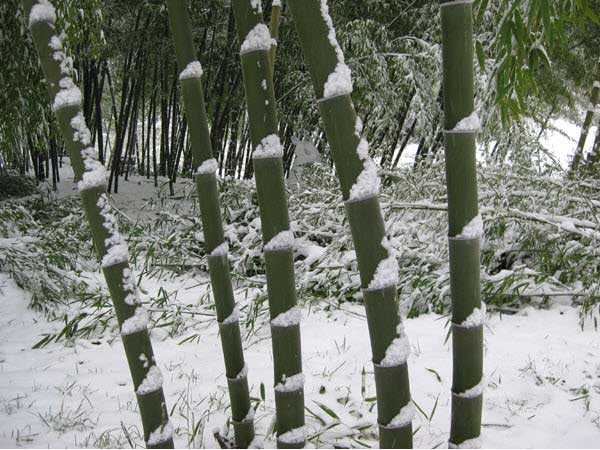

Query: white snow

[264,230,294,252]
[348,158,380,202]
[322,62,353,100]
[319,0,345,63]
[450,112,481,133]
[70,113,91,146]
[210,242,229,257]
[53,78,82,111]
[253,134,283,159]
[147,421,173,446]
[383,402,415,429]
[455,303,486,328]
[250,0,262,12]
[379,323,411,367]
[101,241,128,268]
[271,307,302,328]
[120,307,148,336]
[240,24,275,55]
[455,214,483,239]
[29,0,56,27]
[0,271,598,448]
[221,306,239,325]
[449,437,482,449]
[195,158,219,175]
[367,237,399,291]
[355,116,364,137]
[179,61,203,80]
[136,365,163,395]
[594,81,600,89]
[274,373,305,393]
[231,364,248,380]
[272,0,282,6]
[454,378,485,399]
[278,426,307,445]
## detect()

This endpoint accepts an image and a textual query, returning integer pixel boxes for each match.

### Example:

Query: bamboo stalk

[164,1,255,447]
[23,1,173,448]
[440,1,484,447]
[231,1,305,447]
[571,61,600,173]
[286,1,413,447]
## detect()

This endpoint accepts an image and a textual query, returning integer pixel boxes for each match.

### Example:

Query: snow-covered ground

[1,121,599,448]
[1,271,599,448]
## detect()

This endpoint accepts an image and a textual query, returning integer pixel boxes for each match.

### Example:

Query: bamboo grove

[26,0,600,448]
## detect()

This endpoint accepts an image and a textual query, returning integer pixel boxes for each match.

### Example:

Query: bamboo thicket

[440,1,484,447]
[286,1,413,447]
[571,61,600,173]
[231,0,305,447]
[23,1,173,447]
[165,0,255,447]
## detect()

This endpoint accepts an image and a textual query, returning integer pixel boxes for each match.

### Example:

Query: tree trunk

[24,2,174,447]
[571,63,600,174]
[286,1,413,447]
[232,1,305,447]
[165,1,255,446]
[440,1,484,447]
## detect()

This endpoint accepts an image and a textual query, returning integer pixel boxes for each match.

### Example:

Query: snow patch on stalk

[179,61,203,80]
[253,134,283,159]
[440,0,475,8]
[274,373,304,393]
[271,307,302,328]
[210,242,229,257]
[594,81,600,89]
[147,421,173,446]
[450,111,481,133]
[137,365,163,395]
[319,0,345,63]
[448,437,482,449]
[121,307,148,336]
[53,78,82,111]
[455,214,483,239]
[383,402,415,429]
[272,0,282,6]
[278,426,307,445]
[195,158,218,176]
[122,268,139,306]
[264,230,294,252]
[322,62,353,99]
[250,0,263,13]
[367,236,399,291]
[240,24,275,55]
[221,306,239,325]
[454,378,485,399]
[455,303,486,328]
[98,195,129,267]
[347,119,381,202]
[29,0,56,27]
[230,364,248,380]
[379,322,410,367]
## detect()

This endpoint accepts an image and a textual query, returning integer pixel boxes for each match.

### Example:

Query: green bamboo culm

[440,1,484,448]
[286,1,413,447]
[573,62,600,173]
[23,1,173,448]
[164,1,255,447]
[230,1,305,448]
[268,0,282,77]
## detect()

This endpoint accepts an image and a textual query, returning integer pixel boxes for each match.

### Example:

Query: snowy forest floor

[1,121,600,448]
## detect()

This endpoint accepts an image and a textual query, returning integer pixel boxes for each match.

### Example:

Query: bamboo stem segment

[23,1,173,447]
[286,1,413,447]
[571,61,600,173]
[165,1,255,447]
[231,1,305,447]
[440,1,484,447]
